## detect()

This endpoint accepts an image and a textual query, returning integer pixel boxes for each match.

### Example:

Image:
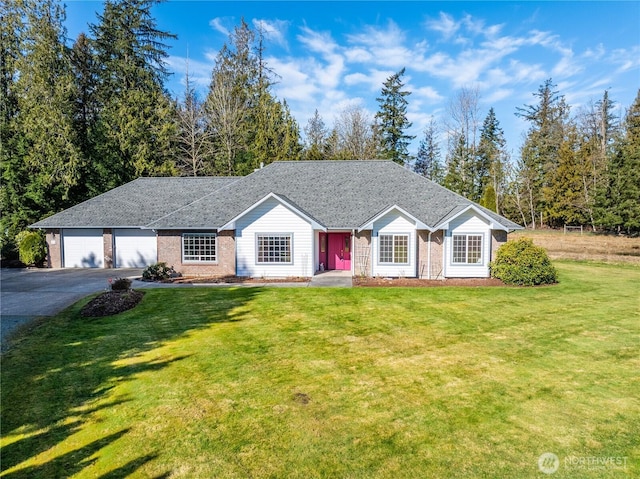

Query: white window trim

[255,233,293,265]
[451,233,484,265]
[182,232,218,263]
[378,233,410,265]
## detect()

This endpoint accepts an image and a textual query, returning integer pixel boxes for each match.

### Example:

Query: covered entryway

[62,228,104,268]
[113,229,157,268]
[319,232,351,271]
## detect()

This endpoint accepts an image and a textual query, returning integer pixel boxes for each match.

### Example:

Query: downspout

[427,231,432,280]
[441,230,446,280]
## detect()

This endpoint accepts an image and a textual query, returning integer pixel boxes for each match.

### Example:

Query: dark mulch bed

[353,277,507,287]
[81,290,145,317]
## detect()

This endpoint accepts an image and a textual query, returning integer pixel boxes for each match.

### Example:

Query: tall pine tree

[90,0,178,187]
[595,91,640,233]
[476,108,507,212]
[1,0,83,243]
[515,79,570,228]
[374,68,414,164]
[413,119,443,182]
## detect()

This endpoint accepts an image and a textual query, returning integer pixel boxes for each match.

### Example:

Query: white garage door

[114,229,157,268]
[63,229,104,268]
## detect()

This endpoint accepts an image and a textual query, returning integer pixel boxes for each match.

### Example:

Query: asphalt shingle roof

[31,177,237,228]
[32,161,522,231]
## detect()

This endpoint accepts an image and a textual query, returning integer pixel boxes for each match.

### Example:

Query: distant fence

[564,225,584,235]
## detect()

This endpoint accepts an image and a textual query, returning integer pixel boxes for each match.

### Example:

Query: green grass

[2,262,639,478]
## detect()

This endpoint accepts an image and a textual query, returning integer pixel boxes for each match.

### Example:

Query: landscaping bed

[354,276,506,287]
[80,290,145,317]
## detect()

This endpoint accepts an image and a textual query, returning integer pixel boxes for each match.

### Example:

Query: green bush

[142,262,178,281]
[490,238,558,286]
[16,230,47,266]
[110,277,132,291]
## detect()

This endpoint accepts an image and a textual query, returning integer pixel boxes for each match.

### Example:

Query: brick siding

[157,230,235,277]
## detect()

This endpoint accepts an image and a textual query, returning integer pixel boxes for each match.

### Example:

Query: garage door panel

[114,229,157,268]
[63,229,104,268]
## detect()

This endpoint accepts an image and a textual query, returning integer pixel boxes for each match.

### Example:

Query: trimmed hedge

[16,230,47,266]
[490,238,557,286]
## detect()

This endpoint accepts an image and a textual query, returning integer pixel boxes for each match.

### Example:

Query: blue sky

[65,1,640,156]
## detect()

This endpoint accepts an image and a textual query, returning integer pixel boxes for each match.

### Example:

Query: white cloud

[345,20,421,69]
[253,18,289,49]
[413,86,443,103]
[611,45,640,73]
[425,12,459,40]
[344,47,373,63]
[345,69,394,92]
[297,26,339,56]
[209,17,231,36]
[267,57,318,102]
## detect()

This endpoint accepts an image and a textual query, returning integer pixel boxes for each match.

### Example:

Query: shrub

[142,262,178,281]
[110,277,132,291]
[490,238,558,286]
[16,230,47,266]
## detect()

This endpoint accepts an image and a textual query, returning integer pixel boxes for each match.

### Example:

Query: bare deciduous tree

[334,104,377,160]
[176,68,212,176]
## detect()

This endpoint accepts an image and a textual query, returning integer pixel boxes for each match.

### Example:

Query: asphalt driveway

[1,267,142,351]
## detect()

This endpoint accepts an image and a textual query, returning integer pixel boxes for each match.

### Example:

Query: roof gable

[219,192,326,231]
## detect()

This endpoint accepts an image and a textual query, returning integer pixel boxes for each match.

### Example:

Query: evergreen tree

[205,19,301,174]
[0,0,26,251]
[595,91,640,234]
[443,133,473,198]
[413,119,443,182]
[515,79,570,228]
[574,91,620,229]
[90,0,178,186]
[374,68,414,164]
[476,108,507,212]
[544,124,587,226]
[304,109,328,160]
[1,0,84,242]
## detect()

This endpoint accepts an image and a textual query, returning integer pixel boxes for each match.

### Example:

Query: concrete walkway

[309,270,353,287]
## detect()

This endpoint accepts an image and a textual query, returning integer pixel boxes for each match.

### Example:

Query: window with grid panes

[182,233,217,262]
[379,234,409,264]
[257,235,292,263]
[452,234,483,264]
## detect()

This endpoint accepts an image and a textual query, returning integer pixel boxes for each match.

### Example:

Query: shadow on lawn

[0,287,264,478]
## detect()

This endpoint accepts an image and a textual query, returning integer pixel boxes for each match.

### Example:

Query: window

[452,234,483,264]
[257,234,292,263]
[379,234,409,264]
[183,233,217,262]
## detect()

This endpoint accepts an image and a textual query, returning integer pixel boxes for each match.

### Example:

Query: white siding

[372,210,417,277]
[114,229,157,268]
[444,210,491,277]
[235,197,314,277]
[62,228,104,268]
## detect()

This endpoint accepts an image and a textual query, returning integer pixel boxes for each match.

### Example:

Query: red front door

[323,233,351,271]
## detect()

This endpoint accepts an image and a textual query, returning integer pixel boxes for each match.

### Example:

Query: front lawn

[1,262,638,478]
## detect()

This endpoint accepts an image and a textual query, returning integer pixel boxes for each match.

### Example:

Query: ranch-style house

[31,160,522,279]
